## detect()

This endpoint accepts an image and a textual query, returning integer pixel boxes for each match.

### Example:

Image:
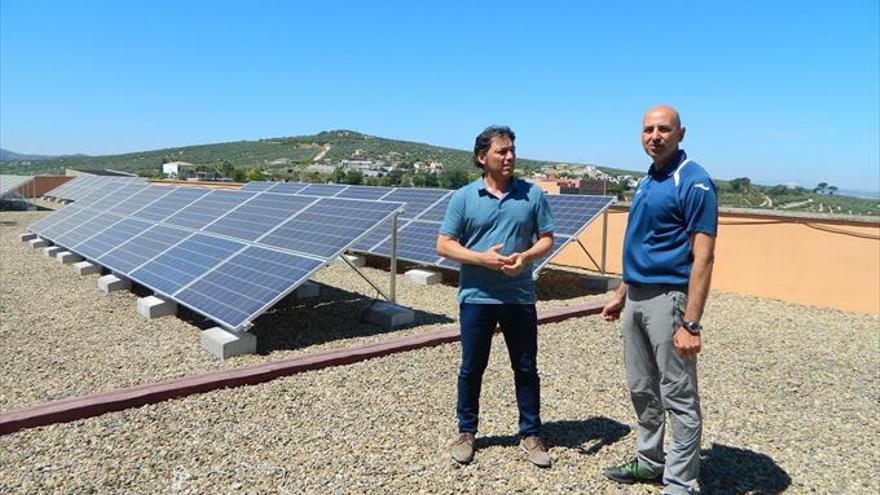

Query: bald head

[641,105,686,167]
[643,105,682,129]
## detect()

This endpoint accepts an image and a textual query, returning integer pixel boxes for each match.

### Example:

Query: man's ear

[476,151,487,167]
[679,126,686,142]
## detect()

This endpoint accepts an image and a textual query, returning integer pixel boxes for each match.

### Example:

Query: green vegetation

[1,131,876,217]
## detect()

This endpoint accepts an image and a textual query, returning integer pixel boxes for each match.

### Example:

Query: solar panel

[86,183,151,212]
[133,188,210,222]
[53,212,125,250]
[163,190,254,230]
[298,183,348,197]
[266,182,309,195]
[112,186,177,216]
[204,193,319,242]
[175,246,324,330]
[37,207,102,240]
[0,175,34,197]
[98,225,192,274]
[547,195,616,236]
[259,197,404,258]
[76,218,153,261]
[130,234,244,296]
[240,181,276,192]
[28,205,83,235]
[414,194,451,222]
[335,185,394,200]
[381,188,451,219]
[351,218,402,252]
[371,220,443,266]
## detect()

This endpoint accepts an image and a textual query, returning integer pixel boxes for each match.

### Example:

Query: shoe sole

[604,472,662,485]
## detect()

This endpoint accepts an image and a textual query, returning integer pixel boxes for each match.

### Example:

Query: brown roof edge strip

[0,301,605,436]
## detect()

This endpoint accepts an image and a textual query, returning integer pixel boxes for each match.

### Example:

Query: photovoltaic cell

[54,213,125,249]
[546,195,615,236]
[87,183,150,212]
[28,205,83,235]
[112,186,176,216]
[381,188,450,219]
[351,218,402,252]
[205,193,318,242]
[335,185,393,200]
[164,190,254,230]
[133,188,209,222]
[39,208,102,240]
[415,194,451,222]
[76,218,153,261]
[298,183,347,197]
[372,220,443,265]
[131,234,244,295]
[98,225,191,274]
[175,246,323,330]
[267,182,309,195]
[240,181,275,192]
[260,197,403,258]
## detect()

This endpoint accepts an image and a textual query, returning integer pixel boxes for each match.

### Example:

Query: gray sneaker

[520,435,552,468]
[451,433,475,464]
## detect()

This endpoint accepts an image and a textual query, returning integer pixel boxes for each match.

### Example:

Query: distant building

[306,164,336,175]
[532,178,607,195]
[162,161,196,179]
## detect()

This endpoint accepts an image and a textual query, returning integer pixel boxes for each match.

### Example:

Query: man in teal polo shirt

[601,105,718,495]
[437,125,555,467]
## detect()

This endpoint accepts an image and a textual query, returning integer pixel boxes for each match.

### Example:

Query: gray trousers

[623,285,701,495]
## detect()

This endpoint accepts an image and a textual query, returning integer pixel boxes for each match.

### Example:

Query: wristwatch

[683,320,702,335]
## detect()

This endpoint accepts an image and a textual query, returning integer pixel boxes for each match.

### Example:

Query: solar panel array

[240,181,615,277]
[43,175,147,203]
[0,175,35,198]
[28,184,403,331]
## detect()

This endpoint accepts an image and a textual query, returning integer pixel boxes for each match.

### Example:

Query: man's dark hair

[473,125,515,169]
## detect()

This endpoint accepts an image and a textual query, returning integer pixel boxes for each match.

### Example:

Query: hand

[600,297,625,321]
[673,328,701,359]
[500,252,526,277]
[480,244,513,271]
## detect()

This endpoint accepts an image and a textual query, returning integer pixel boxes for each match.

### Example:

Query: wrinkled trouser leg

[625,287,701,495]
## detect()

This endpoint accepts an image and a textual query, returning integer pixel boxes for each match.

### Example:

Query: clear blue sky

[1,0,878,191]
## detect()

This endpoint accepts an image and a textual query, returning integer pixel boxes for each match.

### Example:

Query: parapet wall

[552,206,880,315]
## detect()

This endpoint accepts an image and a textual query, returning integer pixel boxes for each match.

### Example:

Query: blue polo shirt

[440,177,555,304]
[623,150,718,287]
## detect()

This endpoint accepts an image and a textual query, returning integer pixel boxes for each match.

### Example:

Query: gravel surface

[1,207,878,494]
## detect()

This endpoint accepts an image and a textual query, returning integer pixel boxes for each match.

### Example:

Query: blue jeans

[457,303,541,437]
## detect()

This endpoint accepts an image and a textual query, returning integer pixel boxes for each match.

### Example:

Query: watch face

[685,321,701,334]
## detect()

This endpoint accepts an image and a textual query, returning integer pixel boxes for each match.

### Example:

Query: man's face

[478,135,516,177]
[641,108,685,166]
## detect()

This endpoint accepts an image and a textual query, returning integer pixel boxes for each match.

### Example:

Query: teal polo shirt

[440,177,555,304]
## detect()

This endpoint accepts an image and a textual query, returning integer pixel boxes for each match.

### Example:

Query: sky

[1,1,878,192]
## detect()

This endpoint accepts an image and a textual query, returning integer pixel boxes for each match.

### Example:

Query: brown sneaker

[451,433,475,464]
[520,435,551,468]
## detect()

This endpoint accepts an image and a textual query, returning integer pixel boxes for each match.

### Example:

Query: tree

[423,173,439,188]
[729,177,751,193]
[232,168,247,182]
[387,169,404,186]
[245,169,265,182]
[827,185,838,195]
[814,182,829,194]
[332,166,346,183]
[345,169,363,185]
[439,168,471,189]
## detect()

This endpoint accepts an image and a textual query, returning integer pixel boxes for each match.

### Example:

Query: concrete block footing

[57,251,82,264]
[74,261,102,277]
[28,238,48,250]
[137,296,178,319]
[43,246,63,258]
[295,281,320,299]
[98,274,130,294]
[20,233,37,242]
[336,254,366,267]
[405,268,442,285]
[201,327,257,360]
[363,301,415,328]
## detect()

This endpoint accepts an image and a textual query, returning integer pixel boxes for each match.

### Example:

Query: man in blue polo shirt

[601,105,718,495]
[437,125,555,467]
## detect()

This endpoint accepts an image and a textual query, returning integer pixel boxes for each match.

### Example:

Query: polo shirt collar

[648,149,687,178]
[478,176,522,196]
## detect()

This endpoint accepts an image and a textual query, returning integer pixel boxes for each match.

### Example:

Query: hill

[1,132,876,217]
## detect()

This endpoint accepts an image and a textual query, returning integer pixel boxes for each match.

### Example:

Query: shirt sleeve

[439,190,465,238]
[682,177,718,236]
[535,190,555,235]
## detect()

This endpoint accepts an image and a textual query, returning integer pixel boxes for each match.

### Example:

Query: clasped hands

[480,243,526,277]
